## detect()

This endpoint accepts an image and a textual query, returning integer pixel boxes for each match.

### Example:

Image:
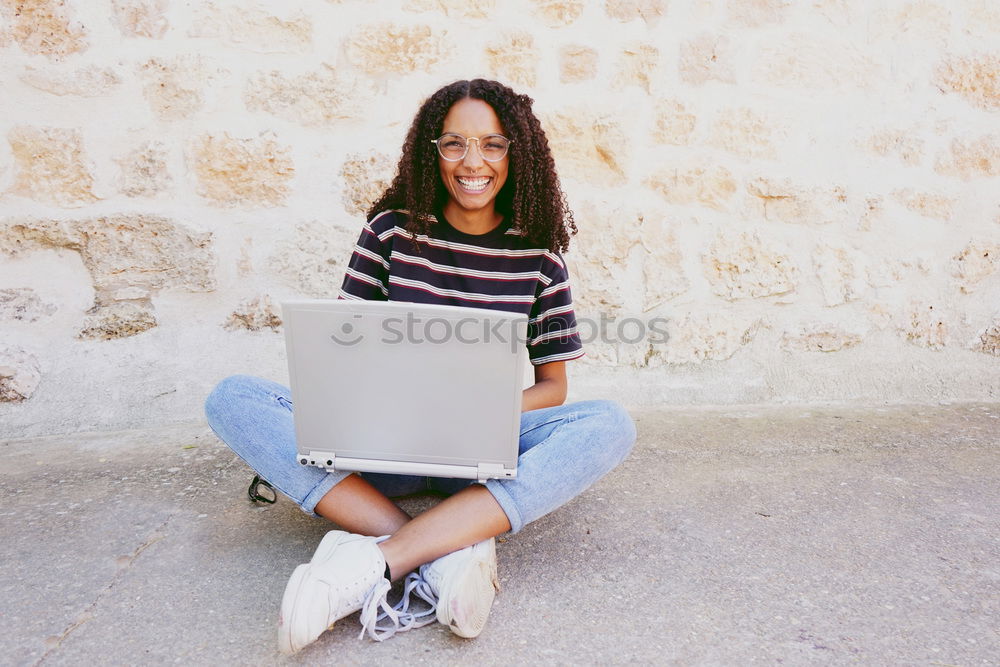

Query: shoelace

[358,571,440,641]
[358,577,399,641]
[392,572,438,630]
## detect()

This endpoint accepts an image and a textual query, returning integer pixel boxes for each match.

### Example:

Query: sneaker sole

[278,563,313,655]
[435,539,499,638]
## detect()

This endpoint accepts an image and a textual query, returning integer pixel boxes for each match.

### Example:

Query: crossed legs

[313,474,510,581]
[204,374,636,647]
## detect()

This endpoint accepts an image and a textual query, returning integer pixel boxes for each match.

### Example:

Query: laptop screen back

[282,300,528,479]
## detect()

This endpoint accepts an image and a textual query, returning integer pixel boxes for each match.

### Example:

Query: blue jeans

[204,375,636,533]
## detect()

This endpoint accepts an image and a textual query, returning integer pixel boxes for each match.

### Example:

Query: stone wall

[1,0,998,437]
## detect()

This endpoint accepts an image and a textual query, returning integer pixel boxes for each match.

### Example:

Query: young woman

[204,79,636,653]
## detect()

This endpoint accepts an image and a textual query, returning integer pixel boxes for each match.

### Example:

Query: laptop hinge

[302,451,335,470]
[477,463,515,483]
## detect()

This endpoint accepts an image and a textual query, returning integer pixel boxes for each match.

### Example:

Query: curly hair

[367,79,576,253]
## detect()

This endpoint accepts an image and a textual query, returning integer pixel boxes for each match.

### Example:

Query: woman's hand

[521,361,567,412]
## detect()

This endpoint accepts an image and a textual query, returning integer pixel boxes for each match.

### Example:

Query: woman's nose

[462,139,485,168]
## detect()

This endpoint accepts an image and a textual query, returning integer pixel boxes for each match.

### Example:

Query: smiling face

[438,98,509,225]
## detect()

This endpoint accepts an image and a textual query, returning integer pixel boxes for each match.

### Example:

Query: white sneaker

[418,538,500,638]
[278,530,399,654]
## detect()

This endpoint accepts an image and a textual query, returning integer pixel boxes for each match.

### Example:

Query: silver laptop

[282,300,528,482]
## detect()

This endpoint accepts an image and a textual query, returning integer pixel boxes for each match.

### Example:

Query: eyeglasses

[431,133,512,162]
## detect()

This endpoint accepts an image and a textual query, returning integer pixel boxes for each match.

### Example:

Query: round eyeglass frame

[431,133,513,162]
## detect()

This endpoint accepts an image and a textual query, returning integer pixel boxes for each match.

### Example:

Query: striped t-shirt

[338,209,584,366]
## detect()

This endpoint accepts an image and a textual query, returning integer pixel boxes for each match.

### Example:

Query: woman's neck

[442,201,503,235]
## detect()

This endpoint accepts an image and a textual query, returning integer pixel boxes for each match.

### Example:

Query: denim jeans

[204,374,636,533]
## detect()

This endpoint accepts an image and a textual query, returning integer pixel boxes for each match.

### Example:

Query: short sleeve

[526,253,585,365]
[338,217,391,301]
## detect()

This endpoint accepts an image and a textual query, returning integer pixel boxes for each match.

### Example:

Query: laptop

[281,300,528,482]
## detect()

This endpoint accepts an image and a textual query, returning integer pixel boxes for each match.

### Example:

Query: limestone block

[559,45,598,83]
[891,189,954,221]
[575,341,617,368]
[20,65,122,97]
[615,44,659,93]
[76,215,215,298]
[662,313,761,364]
[403,0,494,19]
[245,65,375,127]
[576,205,641,262]
[968,0,1000,34]
[79,301,157,340]
[858,196,884,233]
[780,325,862,353]
[111,0,169,39]
[0,346,40,402]
[237,238,253,277]
[870,1,951,44]
[139,56,214,121]
[567,256,623,317]
[935,135,1000,179]
[578,337,663,370]
[224,294,282,332]
[652,99,696,145]
[569,204,641,314]
[708,108,778,159]
[116,141,171,198]
[746,177,850,226]
[574,342,649,368]
[813,244,866,306]
[0,218,81,254]
[268,222,358,298]
[531,0,584,26]
[936,54,1000,111]
[901,2,951,32]
[643,257,687,312]
[1,0,87,59]
[640,216,689,310]
[866,129,923,166]
[679,34,736,85]
[339,153,394,217]
[8,126,98,207]
[753,33,881,90]
[867,303,893,330]
[638,215,677,260]
[190,133,294,208]
[866,257,927,289]
[726,0,789,26]
[899,303,947,349]
[346,23,444,76]
[485,32,537,88]
[975,319,1000,356]
[0,288,56,322]
[952,241,998,293]
[613,339,659,369]
[604,0,666,24]
[703,231,797,300]
[111,287,149,301]
[543,111,627,186]
[189,4,311,53]
[646,164,737,211]
[0,215,215,334]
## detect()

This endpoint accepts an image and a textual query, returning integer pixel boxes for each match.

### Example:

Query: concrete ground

[2,403,998,666]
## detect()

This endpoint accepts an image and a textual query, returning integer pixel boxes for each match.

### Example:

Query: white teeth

[457,176,490,191]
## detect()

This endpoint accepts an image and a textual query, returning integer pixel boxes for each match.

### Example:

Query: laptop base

[297,452,517,483]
